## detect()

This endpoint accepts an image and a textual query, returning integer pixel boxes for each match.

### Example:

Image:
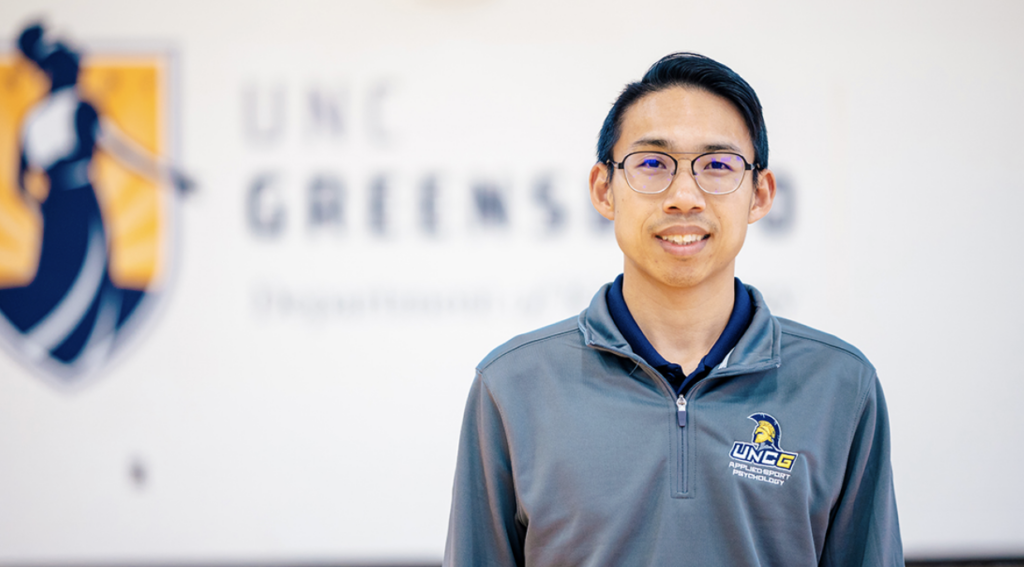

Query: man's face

[589,86,775,293]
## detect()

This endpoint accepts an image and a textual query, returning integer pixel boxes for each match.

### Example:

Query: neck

[621,263,735,374]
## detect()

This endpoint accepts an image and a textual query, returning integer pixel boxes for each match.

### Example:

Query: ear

[589,162,615,221]
[747,168,776,224]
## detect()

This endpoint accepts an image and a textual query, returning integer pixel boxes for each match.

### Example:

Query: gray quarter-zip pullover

[444,283,902,567]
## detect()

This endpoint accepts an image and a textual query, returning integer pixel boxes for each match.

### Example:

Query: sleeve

[820,374,903,567]
[443,371,526,567]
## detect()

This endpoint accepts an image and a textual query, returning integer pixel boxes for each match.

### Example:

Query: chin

[644,268,709,290]
[662,275,709,290]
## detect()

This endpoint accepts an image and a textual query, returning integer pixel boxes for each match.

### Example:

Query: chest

[503,368,847,562]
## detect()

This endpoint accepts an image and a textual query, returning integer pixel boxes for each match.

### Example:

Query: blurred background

[0,0,1022,565]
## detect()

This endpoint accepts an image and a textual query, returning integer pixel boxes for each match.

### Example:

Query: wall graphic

[0,24,183,387]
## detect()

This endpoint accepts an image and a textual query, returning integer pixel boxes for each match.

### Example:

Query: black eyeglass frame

[607,150,756,195]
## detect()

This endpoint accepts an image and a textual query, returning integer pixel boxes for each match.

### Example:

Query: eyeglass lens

[623,152,747,194]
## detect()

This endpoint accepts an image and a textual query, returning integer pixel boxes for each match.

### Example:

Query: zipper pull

[676,394,687,427]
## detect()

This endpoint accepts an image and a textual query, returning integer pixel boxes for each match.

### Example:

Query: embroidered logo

[728,413,799,486]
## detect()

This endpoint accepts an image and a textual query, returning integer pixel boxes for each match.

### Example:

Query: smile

[657,234,708,245]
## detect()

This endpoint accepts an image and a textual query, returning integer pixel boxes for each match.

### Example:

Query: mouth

[656,234,709,245]
[654,230,710,257]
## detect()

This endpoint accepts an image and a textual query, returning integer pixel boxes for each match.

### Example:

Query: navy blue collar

[606,274,754,395]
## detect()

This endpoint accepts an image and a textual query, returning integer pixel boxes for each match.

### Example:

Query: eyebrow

[628,137,743,154]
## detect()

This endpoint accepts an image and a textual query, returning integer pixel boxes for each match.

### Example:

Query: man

[444,53,901,566]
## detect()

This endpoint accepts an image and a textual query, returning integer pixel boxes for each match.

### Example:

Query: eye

[633,154,670,171]
[704,158,735,172]
[697,153,744,176]
[623,153,674,193]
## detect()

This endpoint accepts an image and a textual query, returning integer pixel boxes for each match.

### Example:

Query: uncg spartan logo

[0,24,189,387]
[730,413,799,471]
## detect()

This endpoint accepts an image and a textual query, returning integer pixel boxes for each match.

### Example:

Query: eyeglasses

[608,151,754,195]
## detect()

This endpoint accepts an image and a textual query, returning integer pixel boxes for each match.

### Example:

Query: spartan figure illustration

[0,23,190,383]
[749,413,783,452]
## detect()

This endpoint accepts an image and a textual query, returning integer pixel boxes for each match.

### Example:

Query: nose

[661,164,705,214]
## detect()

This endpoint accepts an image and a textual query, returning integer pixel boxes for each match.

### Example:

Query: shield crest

[0,25,182,388]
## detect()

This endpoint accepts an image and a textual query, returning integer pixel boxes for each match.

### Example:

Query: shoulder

[477,315,582,373]
[771,318,892,452]
[774,317,882,418]
[777,317,875,372]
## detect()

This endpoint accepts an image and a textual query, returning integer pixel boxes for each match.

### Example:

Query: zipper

[589,343,691,495]
[587,340,779,497]
[589,343,691,424]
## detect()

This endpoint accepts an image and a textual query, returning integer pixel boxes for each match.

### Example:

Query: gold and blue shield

[0,31,180,387]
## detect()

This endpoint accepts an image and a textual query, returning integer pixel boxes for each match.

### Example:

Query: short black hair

[597,52,768,184]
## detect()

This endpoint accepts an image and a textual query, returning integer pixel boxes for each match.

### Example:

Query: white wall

[0,0,1022,562]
